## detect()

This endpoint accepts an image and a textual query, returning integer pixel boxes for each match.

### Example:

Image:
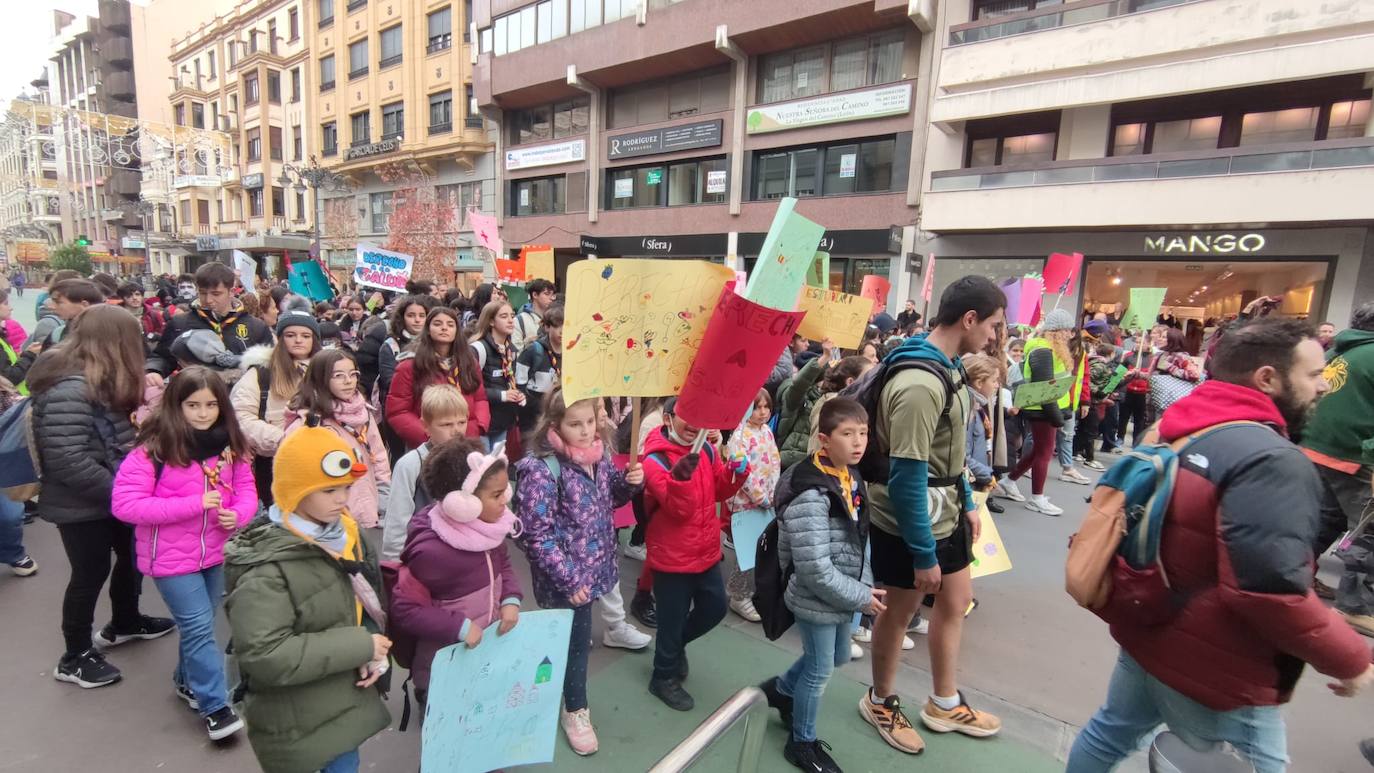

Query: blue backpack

[0,398,38,502]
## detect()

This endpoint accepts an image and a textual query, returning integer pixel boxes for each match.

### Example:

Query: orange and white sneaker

[858,690,926,754]
[561,707,599,755]
[919,692,1001,738]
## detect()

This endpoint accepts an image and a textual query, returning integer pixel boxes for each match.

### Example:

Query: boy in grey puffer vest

[760,398,885,773]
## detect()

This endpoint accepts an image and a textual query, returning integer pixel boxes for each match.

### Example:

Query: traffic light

[75,235,91,246]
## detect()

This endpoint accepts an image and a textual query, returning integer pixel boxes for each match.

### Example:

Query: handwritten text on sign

[797,286,875,349]
[353,244,415,291]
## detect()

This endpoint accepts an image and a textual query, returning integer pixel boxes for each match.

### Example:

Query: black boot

[986,498,1005,514]
[631,590,657,629]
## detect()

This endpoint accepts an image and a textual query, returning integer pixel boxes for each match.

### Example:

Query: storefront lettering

[642,238,672,253]
[1144,233,1266,254]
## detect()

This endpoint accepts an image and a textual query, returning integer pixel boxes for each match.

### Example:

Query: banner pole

[628,397,643,465]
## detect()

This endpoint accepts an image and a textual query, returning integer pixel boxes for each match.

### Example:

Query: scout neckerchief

[500,340,517,386]
[547,343,562,376]
[197,448,234,490]
[278,510,376,625]
[193,303,241,336]
[812,452,860,521]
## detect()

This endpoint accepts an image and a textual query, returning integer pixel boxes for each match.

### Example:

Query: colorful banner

[743,197,825,311]
[731,509,774,572]
[970,493,1012,580]
[676,286,806,429]
[797,286,875,349]
[806,251,830,288]
[353,244,415,291]
[562,259,735,402]
[1001,277,1044,327]
[1119,287,1167,333]
[467,208,504,257]
[860,274,891,309]
[921,254,937,303]
[1043,252,1084,296]
[1012,374,1073,409]
[288,259,335,301]
[521,245,555,282]
[422,610,573,773]
[496,251,526,283]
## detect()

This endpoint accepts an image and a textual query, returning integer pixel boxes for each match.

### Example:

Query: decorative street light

[276,156,350,267]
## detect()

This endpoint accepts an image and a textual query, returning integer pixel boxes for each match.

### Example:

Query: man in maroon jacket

[1067,318,1373,773]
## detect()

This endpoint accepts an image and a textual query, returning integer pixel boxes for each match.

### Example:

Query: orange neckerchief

[279,511,364,624]
[812,453,859,521]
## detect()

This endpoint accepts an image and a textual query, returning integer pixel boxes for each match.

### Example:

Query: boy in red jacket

[641,397,747,711]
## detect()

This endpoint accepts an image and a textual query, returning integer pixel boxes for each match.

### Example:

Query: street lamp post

[276,156,350,271]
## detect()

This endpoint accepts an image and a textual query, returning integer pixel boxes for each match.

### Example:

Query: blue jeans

[1067,650,1288,773]
[153,565,229,716]
[0,496,25,565]
[776,619,852,742]
[1057,419,1076,468]
[320,748,360,773]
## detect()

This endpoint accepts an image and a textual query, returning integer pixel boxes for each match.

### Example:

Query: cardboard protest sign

[1043,252,1084,296]
[501,283,529,312]
[797,286,874,349]
[495,250,526,283]
[731,509,773,572]
[1012,375,1073,409]
[743,197,825,311]
[232,250,257,292]
[675,286,806,429]
[1001,277,1044,327]
[1119,287,1167,333]
[969,493,1012,580]
[561,259,735,402]
[921,254,937,303]
[288,259,335,302]
[353,244,415,291]
[422,609,573,773]
[806,252,830,288]
[860,274,891,309]
[522,244,555,282]
[467,208,504,256]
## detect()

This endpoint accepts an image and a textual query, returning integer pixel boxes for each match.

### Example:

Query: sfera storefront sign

[746,83,912,135]
[1144,233,1266,254]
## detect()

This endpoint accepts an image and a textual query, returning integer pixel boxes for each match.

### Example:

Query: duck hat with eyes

[272,424,368,515]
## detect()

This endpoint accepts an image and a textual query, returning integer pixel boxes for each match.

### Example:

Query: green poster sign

[645,169,663,185]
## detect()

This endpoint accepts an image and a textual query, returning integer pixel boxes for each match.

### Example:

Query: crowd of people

[0,260,1370,773]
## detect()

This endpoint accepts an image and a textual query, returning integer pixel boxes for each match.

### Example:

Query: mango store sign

[1144,233,1265,254]
[353,244,415,290]
[746,83,912,135]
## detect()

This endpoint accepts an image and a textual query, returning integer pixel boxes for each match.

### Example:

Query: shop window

[1327,99,1372,140]
[609,67,729,129]
[511,175,566,216]
[1239,107,1319,146]
[754,139,897,199]
[370,191,392,232]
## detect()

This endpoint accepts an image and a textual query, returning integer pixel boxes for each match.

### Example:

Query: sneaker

[54,648,122,689]
[1083,459,1106,471]
[858,690,925,755]
[920,692,1001,738]
[1072,454,1084,462]
[9,555,36,576]
[986,498,1005,514]
[1315,578,1337,601]
[723,533,735,551]
[784,737,843,773]
[649,677,694,712]
[175,681,199,711]
[1360,738,1374,766]
[602,622,652,651]
[561,707,599,755]
[850,642,864,660]
[623,542,648,562]
[205,705,244,741]
[1059,468,1092,485]
[94,615,176,649]
[1025,495,1064,516]
[1341,611,1374,638]
[901,634,915,651]
[996,479,1026,502]
[851,626,873,643]
[965,598,979,617]
[730,596,762,623]
[1107,445,1125,455]
[630,590,658,629]
[909,617,930,636]
[760,676,795,727]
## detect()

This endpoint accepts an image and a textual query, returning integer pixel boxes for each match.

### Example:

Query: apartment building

[310,0,494,282]
[916,0,1374,328]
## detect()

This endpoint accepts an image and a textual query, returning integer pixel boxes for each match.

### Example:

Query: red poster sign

[1043,252,1084,296]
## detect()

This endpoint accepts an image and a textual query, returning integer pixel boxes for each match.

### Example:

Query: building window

[568,0,602,34]
[1239,107,1321,147]
[319,55,335,91]
[348,0,366,12]
[288,7,300,40]
[758,46,825,104]
[350,111,370,145]
[380,25,403,68]
[250,188,265,217]
[370,191,393,232]
[268,19,279,54]
[268,71,282,104]
[244,73,260,105]
[189,102,204,129]
[1328,99,1373,140]
[510,96,588,144]
[291,125,303,160]
[269,126,284,161]
[758,30,904,105]
[322,122,338,156]
[606,157,726,209]
[971,0,1060,20]
[1153,117,1222,153]
[381,101,404,140]
[270,186,285,218]
[174,103,185,126]
[466,85,482,127]
[966,132,1056,167]
[429,90,453,134]
[228,41,238,68]
[510,175,566,216]
[318,0,334,27]
[208,50,216,79]
[479,26,493,52]
[289,67,301,103]
[753,138,896,199]
[607,165,663,209]
[427,7,452,53]
[295,190,306,221]
[349,39,368,79]
[609,67,730,129]
[247,128,262,161]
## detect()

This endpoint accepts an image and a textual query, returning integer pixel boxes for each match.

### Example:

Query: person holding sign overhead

[387,307,489,449]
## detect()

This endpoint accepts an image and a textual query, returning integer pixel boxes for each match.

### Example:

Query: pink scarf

[429,504,519,552]
[546,429,605,466]
[333,391,372,430]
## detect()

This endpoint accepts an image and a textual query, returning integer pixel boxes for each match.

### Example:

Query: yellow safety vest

[1022,338,1084,411]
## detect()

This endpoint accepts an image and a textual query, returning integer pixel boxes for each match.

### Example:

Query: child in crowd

[391,438,522,707]
[641,397,747,712]
[470,299,525,451]
[962,354,1003,513]
[223,427,392,773]
[1076,342,1118,471]
[516,305,564,435]
[723,389,781,624]
[380,385,469,561]
[760,398,885,773]
[111,366,257,741]
[515,387,644,755]
[285,350,391,528]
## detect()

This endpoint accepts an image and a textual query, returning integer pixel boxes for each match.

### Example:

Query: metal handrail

[648,687,769,773]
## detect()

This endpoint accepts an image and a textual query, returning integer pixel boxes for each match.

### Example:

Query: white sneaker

[996,479,1026,502]
[909,617,930,636]
[901,635,916,651]
[852,626,873,643]
[850,642,864,660]
[1083,459,1106,471]
[1059,468,1092,485]
[730,596,762,623]
[602,622,652,650]
[623,542,647,562]
[561,707,599,755]
[1072,454,1084,462]
[1025,495,1064,516]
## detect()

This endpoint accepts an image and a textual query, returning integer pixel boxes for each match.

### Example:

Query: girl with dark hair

[285,349,391,528]
[336,295,368,351]
[387,306,489,448]
[463,283,507,328]
[1150,326,1203,416]
[29,305,174,690]
[356,293,435,402]
[469,300,526,450]
[111,366,256,740]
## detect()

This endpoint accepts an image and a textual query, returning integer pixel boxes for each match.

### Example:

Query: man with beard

[1067,318,1373,773]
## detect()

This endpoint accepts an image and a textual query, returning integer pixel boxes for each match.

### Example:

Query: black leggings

[1073,407,1101,462]
[652,563,727,681]
[1121,391,1150,447]
[57,517,143,655]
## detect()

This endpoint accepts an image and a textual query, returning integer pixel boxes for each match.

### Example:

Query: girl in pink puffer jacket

[112,366,256,740]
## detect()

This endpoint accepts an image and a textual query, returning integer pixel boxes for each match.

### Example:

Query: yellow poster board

[969,492,1013,580]
[797,286,875,349]
[562,259,735,402]
[523,245,555,282]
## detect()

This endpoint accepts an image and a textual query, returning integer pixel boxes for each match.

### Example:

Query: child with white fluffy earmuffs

[389,437,524,704]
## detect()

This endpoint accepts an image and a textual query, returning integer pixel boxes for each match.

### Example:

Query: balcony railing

[379,54,402,69]
[320,79,335,92]
[318,14,333,29]
[427,36,451,54]
[929,137,1374,191]
[347,0,366,11]
[465,116,484,129]
[949,0,1198,45]
[349,67,368,80]
[429,122,452,135]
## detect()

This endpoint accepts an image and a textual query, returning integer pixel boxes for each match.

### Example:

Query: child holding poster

[514,387,644,756]
[723,389,781,624]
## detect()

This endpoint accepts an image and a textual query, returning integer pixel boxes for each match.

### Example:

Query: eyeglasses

[330,370,361,381]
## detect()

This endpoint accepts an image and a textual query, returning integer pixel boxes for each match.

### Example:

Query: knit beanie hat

[1041,308,1075,332]
[276,309,321,338]
[272,425,367,514]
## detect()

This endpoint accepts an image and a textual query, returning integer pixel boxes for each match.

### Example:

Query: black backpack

[752,517,794,641]
[839,358,959,485]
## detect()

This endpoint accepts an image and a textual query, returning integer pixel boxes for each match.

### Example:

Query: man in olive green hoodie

[224,426,391,773]
[1303,303,1374,636]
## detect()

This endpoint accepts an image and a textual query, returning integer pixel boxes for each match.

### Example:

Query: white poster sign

[504,139,587,171]
[745,83,912,135]
[614,177,633,199]
[519,188,530,207]
[232,250,257,291]
[353,244,415,291]
[839,153,856,178]
[706,170,727,194]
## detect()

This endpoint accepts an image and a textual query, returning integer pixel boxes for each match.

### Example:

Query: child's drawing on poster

[797,286,875,349]
[561,259,735,402]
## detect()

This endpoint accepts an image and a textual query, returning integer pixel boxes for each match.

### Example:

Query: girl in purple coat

[391,438,523,705]
[515,387,644,756]
[111,366,257,741]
